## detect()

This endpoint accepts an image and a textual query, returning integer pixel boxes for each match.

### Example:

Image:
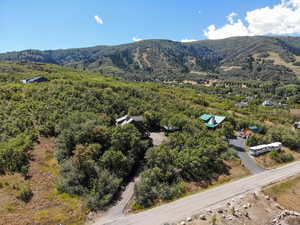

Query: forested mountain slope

[1,36,300,81]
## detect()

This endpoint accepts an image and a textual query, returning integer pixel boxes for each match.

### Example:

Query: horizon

[1,35,300,54]
[1,0,300,53]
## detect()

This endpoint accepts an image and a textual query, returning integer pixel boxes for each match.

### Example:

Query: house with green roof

[200,114,226,128]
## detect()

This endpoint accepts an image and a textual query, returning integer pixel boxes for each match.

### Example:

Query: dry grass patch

[0,137,87,225]
[263,174,300,212]
[290,109,300,117]
[254,52,300,76]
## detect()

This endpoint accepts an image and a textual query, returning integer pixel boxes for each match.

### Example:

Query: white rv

[249,142,282,156]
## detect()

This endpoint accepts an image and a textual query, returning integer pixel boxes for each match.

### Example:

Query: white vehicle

[249,142,282,156]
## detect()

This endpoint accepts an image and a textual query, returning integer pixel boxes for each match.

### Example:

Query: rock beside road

[174,192,300,225]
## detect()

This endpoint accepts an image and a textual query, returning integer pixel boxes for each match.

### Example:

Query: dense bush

[57,119,149,210]
[246,133,270,147]
[16,184,33,203]
[135,129,230,208]
[269,151,294,163]
[0,134,34,175]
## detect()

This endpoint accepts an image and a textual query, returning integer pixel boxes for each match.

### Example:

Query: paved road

[94,178,137,225]
[229,137,265,174]
[92,161,300,225]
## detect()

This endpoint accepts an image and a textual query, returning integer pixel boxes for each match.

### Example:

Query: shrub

[16,185,33,203]
[0,134,33,174]
[269,151,294,163]
[246,133,269,147]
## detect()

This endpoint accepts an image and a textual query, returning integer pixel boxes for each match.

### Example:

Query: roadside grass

[131,159,251,213]
[252,147,300,169]
[263,174,300,212]
[0,138,87,225]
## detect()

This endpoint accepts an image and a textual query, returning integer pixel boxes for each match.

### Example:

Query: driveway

[91,178,138,225]
[92,161,300,225]
[149,132,167,146]
[229,137,265,174]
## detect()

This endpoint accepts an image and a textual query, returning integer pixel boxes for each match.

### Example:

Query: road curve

[92,160,300,225]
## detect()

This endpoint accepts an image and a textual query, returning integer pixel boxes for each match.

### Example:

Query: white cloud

[181,39,198,43]
[94,15,103,24]
[204,0,300,39]
[132,37,142,42]
[227,12,238,24]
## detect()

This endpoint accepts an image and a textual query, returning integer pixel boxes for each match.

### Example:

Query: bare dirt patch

[263,174,300,212]
[254,52,300,76]
[290,109,300,117]
[0,137,86,225]
[149,132,168,146]
[183,80,198,85]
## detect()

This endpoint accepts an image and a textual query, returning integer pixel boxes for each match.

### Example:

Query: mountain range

[1,36,300,82]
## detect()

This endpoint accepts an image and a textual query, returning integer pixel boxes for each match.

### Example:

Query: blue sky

[1,0,298,53]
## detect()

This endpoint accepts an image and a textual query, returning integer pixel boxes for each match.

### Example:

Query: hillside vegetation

[0,60,299,224]
[1,36,300,82]
[0,61,237,212]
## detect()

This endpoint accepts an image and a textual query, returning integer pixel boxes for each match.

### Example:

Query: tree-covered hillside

[1,36,300,82]
[0,60,299,216]
[0,61,234,211]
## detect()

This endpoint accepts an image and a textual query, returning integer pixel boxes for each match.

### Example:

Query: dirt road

[92,160,300,225]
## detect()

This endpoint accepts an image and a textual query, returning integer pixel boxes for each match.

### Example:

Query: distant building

[239,126,259,139]
[200,114,226,128]
[115,115,144,126]
[21,76,49,84]
[235,101,248,108]
[115,114,148,137]
[162,125,179,132]
[294,122,300,129]
[249,126,259,133]
[262,100,278,106]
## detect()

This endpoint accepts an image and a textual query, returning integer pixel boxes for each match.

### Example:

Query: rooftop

[200,114,226,128]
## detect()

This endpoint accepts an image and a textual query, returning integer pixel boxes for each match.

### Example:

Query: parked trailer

[249,142,282,156]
